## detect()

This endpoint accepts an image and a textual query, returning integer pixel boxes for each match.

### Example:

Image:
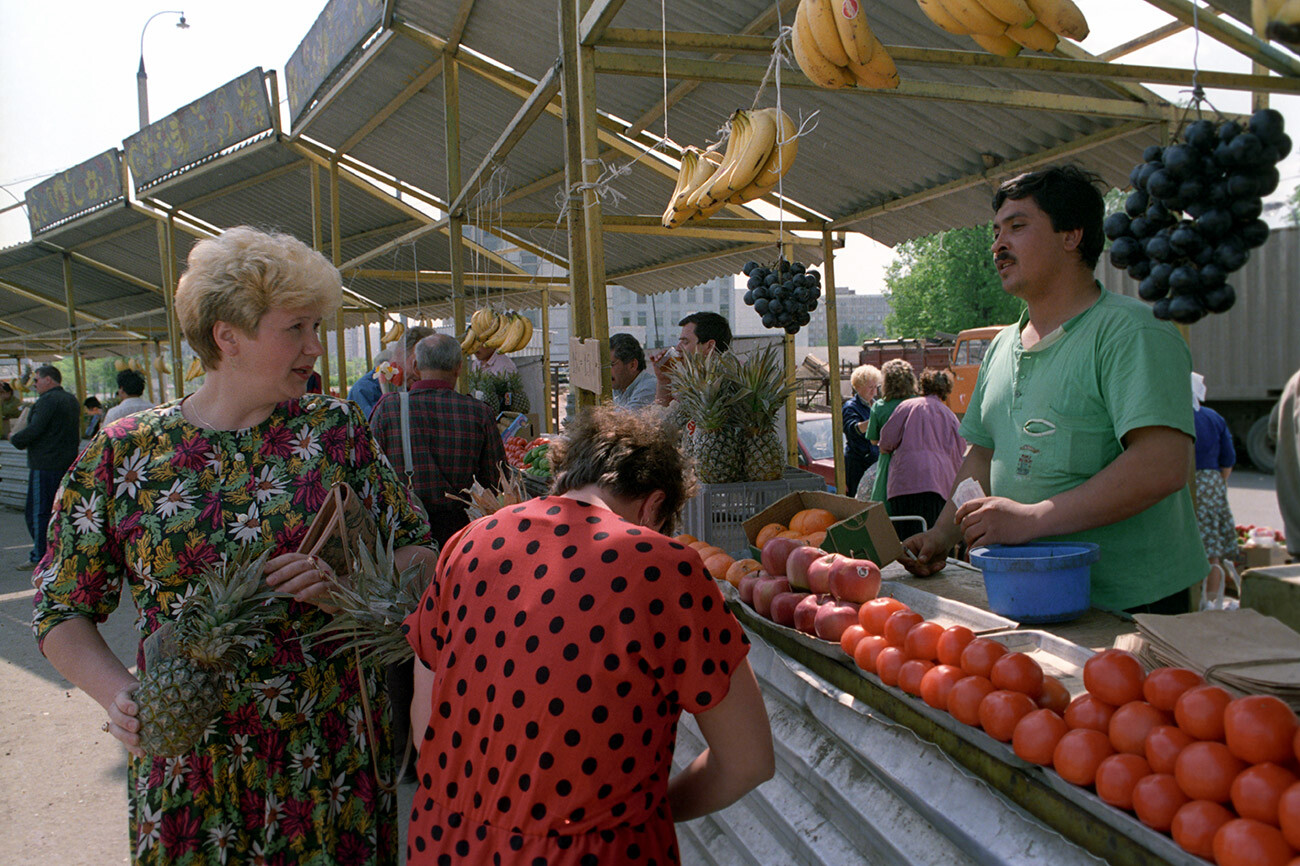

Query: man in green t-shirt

[902,165,1207,613]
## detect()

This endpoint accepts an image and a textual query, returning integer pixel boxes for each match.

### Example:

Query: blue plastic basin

[969,542,1100,624]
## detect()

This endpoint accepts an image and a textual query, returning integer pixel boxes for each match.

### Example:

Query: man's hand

[648,347,673,385]
[956,496,1049,548]
[900,529,952,576]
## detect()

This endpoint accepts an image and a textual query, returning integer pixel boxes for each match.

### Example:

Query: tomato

[875,646,907,687]
[920,664,968,711]
[859,597,909,635]
[1145,724,1195,775]
[936,625,976,667]
[1175,685,1234,741]
[1012,708,1068,766]
[853,634,889,675]
[1095,753,1152,810]
[898,659,934,696]
[1036,675,1071,714]
[1064,694,1116,733]
[1225,695,1300,765]
[903,621,944,661]
[990,652,1044,698]
[1053,728,1115,787]
[1109,701,1172,756]
[1232,763,1299,825]
[1176,740,1247,803]
[1083,649,1146,707]
[979,689,1037,742]
[840,624,868,658]
[960,638,1008,678]
[947,675,996,727]
[1213,818,1296,866]
[1280,781,1300,848]
[1132,774,1190,832]
[1144,667,1206,712]
[1172,800,1235,859]
[883,610,924,648]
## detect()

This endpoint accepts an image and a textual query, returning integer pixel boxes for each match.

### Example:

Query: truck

[858,325,1004,418]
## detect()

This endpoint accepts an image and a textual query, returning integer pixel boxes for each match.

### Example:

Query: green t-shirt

[866,397,904,508]
[959,289,1207,611]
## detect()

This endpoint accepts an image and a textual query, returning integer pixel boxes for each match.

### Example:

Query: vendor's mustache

[994,253,1015,265]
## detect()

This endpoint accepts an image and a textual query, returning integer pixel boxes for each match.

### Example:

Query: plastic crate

[680,467,826,558]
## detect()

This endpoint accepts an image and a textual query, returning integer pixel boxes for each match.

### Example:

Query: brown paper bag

[296,482,377,582]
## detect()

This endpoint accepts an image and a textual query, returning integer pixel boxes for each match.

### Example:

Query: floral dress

[32,395,432,866]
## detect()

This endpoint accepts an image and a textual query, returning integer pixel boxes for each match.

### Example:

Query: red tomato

[1053,728,1115,787]
[947,675,996,728]
[1175,685,1234,741]
[840,624,868,658]
[920,664,967,711]
[853,634,889,675]
[990,652,1044,698]
[1145,724,1195,775]
[898,659,934,697]
[936,625,976,667]
[1132,774,1190,832]
[1083,649,1146,707]
[1095,753,1152,810]
[1232,763,1299,825]
[1176,741,1247,803]
[1280,782,1300,849]
[979,689,1037,742]
[1224,695,1300,765]
[1172,800,1235,859]
[1144,667,1206,712]
[1036,675,1071,714]
[1213,818,1296,866]
[883,610,924,648]
[960,638,1008,678]
[859,597,909,635]
[1012,708,1068,766]
[903,621,944,661]
[1064,694,1116,733]
[875,646,907,687]
[1109,701,1172,756]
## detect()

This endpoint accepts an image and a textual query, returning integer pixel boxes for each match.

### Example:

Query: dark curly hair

[919,368,953,401]
[550,406,697,533]
[881,359,917,401]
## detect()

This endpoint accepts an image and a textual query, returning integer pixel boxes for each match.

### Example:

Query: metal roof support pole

[140,342,155,403]
[443,55,470,394]
[309,163,331,392]
[542,288,553,434]
[330,159,349,396]
[560,0,596,411]
[148,342,164,403]
[822,230,846,494]
[363,313,373,370]
[579,4,611,402]
[782,242,797,468]
[60,253,86,408]
[155,219,181,401]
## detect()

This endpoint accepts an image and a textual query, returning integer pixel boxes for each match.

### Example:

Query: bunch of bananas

[462,307,533,355]
[153,355,172,376]
[184,357,205,382]
[113,358,146,373]
[661,107,798,228]
[791,0,899,90]
[10,376,28,395]
[1258,0,1300,47]
[914,0,1088,57]
[380,320,406,347]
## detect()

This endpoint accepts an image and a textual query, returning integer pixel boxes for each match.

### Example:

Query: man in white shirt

[102,369,154,426]
[610,333,657,411]
[470,343,518,376]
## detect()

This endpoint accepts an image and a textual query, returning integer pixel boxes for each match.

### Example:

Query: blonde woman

[842,364,882,496]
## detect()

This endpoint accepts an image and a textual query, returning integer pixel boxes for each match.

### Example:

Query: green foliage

[1288,183,1300,228]
[838,322,859,347]
[883,223,1025,337]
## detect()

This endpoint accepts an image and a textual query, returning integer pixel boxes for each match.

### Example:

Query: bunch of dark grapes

[1105,108,1290,324]
[741,258,821,334]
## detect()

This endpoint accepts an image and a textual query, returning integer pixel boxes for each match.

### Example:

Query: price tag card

[569,337,603,394]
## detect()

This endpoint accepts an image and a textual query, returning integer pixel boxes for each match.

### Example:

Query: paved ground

[0,471,1285,864]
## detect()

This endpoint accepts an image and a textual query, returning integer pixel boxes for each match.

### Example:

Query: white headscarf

[1191,372,1206,410]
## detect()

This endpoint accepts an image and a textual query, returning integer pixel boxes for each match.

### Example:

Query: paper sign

[569,337,603,394]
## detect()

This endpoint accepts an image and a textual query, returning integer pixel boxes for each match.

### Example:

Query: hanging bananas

[462,308,535,355]
[1257,0,1300,46]
[792,0,898,91]
[380,320,406,346]
[914,0,1088,55]
[153,356,172,376]
[185,357,205,382]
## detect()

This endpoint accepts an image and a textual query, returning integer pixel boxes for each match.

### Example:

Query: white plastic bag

[1200,561,1241,611]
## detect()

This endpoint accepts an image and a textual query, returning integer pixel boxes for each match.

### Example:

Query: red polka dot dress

[402,495,750,865]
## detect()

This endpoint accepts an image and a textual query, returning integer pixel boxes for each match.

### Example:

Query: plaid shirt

[370,379,506,543]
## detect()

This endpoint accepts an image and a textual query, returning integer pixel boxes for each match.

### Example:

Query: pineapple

[467,369,502,415]
[499,371,530,415]
[669,352,744,484]
[135,552,278,757]
[732,345,796,482]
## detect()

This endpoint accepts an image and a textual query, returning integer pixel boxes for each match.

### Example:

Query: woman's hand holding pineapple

[264,552,341,614]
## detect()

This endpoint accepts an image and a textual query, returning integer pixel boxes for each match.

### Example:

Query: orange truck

[858,326,1005,417]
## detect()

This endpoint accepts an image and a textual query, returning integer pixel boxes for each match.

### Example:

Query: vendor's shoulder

[1092,289,1184,339]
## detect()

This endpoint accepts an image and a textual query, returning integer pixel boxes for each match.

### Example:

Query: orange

[777,529,803,540]
[790,508,836,536]
[724,558,761,586]
[703,553,735,580]
[755,522,786,548]
[673,533,698,545]
[696,546,725,562]
[687,540,710,551]
[802,530,827,548]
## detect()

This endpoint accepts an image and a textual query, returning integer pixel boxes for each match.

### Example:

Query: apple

[793,593,827,634]
[739,572,763,605]
[814,600,862,642]
[769,591,810,627]
[753,578,791,618]
[805,553,843,594]
[828,557,883,604]
[785,546,827,590]
[760,536,803,577]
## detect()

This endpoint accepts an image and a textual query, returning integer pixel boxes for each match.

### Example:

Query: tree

[883,222,1025,337]
[838,322,859,347]
[1288,182,1300,228]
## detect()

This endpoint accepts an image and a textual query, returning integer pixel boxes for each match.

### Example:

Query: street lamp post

[137,10,190,129]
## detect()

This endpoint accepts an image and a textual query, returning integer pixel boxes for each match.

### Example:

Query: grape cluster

[742,259,822,334]
[1105,108,1290,324]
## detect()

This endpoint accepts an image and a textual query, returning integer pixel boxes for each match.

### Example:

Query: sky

[1,0,1297,296]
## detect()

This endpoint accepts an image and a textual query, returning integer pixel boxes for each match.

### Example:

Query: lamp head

[176,14,189,29]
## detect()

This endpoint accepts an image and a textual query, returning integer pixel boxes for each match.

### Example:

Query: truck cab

[947,326,1003,417]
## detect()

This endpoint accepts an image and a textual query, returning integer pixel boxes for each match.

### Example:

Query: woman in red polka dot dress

[403,407,774,864]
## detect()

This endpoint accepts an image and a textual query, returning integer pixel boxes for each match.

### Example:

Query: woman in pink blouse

[879,369,966,535]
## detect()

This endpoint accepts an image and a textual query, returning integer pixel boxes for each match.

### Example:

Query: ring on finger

[101,721,110,732]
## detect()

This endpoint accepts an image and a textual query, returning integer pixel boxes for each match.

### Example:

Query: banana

[484,314,514,351]
[686,113,750,211]
[517,315,533,349]
[185,357,204,382]
[806,0,852,67]
[471,306,495,336]
[970,32,1024,56]
[974,0,1035,27]
[1024,0,1088,40]
[728,108,799,204]
[497,315,527,354]
[1267,0,1300,44]
[154,356,171,376]
[461,329,480,353]
[845,29,899,89]
[1005,19,1058,51]
[916,0,975,34]
[663,148,706,228]
[700,109,780,207]
[130,358,144,373]
[114,359,127,372]
[380,320,405,346]
[479,312,505,343]
[833,0,876,66]
[793,0,855,88]
[934,0,1011,36]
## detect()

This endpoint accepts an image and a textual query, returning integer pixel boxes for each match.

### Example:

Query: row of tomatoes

[504,436,546,469]
[839,598,1300,866]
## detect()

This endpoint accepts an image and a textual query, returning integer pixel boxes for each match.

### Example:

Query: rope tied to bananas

[751,25,795,112]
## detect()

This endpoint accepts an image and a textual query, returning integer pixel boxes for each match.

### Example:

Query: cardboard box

[497,411,538,440]
[743,490,904,567]
[1241,564,1300,633]
[1240,545,1288,572]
